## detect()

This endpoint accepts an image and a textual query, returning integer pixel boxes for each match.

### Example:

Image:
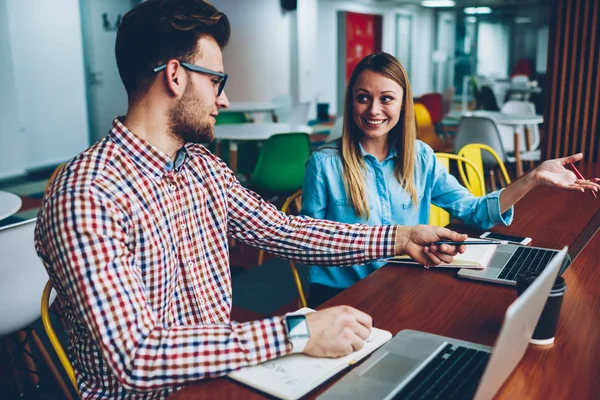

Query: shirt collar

[358,142,398,162]
[108,117,190,179]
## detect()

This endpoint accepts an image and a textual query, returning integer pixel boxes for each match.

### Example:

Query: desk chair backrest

[41,280,78,394]
[250,133,312,194]
[475,86,500,111]
[429,154,485,227]
[288,102,310,125]
[414,104,453,153]
[457,144,512,191]
[215,111,250,125]
[0,218,54,336]
[281,190,307,308]
[501,100,540,151]
[416,93,443,124]
[454,116,508,166]
[326,117,344,142]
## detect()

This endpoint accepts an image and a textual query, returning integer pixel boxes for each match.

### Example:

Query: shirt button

[199,298,205,305]
[170,185,176,191]
[154,175,161,181]
[180,224,185,230]
[188,261,193,267]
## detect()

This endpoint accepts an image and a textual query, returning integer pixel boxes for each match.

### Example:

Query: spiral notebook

[383,238,497,269]
[229,308,392,400]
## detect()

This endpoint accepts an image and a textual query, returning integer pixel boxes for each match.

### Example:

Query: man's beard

[169,82,215,144]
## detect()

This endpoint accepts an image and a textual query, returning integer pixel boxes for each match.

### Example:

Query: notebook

[229,308,392,400]
[383,238,496,269]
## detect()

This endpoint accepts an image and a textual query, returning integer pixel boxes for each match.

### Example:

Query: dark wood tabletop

[169,162,600,400]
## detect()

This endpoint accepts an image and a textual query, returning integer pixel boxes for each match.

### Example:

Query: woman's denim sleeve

[301,152,327,219]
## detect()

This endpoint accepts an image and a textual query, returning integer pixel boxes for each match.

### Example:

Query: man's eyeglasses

[153,62,228,96]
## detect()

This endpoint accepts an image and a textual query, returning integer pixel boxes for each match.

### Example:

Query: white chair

[510,74,529,87]
[0,218,72,399]
[453,116,539,178]
[288,102,310,125]
[272,94,293,122]
[501,100,541,152]
[326,117,344,142]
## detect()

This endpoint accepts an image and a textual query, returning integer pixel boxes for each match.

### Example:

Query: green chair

[249,132,312,195]
[215,112,251,125]
[250,133,312,266]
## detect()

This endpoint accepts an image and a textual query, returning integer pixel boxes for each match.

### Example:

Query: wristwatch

[285,313,310,353]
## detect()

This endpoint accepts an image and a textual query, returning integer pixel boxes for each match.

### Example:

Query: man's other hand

[303,306,372,358]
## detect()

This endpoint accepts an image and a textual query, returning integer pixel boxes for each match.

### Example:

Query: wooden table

[170,163,600,400]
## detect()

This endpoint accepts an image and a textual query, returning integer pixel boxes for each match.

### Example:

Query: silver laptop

[318,247,567,400]
[457,210,600,286]
[457,243,562,285]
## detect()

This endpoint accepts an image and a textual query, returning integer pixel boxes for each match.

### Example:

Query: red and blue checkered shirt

[34,118,396,399]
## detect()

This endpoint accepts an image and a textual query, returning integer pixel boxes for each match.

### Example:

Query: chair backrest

[510,74,530,86]
[511,58,533,78]
[442,87,455,116]
[476,86,500,111]
[429,153,486,226]
[414,103,452,152]
[42,280,78,393]
[416,93,444,124]
[250,133,312,193]
[454,116,508,166]
[288,102,311,125]
[500,100,540,150]
[457,143,512,188]
[326,116,344,142]
[215,112,250,125]
[272,94,293,122]
[0,218,54,336]
[281,190,307,308]
[414,103,434,130]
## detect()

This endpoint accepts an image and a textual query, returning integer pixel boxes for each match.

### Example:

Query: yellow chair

[281,190,307,308]
[430,153,486,227]
[414,103,453,153]
[44,163,65,197]
[457,143,512,192]
[41,282,78,395]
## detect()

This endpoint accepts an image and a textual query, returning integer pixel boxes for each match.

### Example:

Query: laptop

[458,210,600,285]
[318,247,567,400]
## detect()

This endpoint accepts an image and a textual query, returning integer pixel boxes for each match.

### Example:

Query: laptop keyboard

[393,343,490,400]
[497,247,558,281]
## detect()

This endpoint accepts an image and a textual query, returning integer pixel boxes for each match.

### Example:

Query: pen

[433,240,509,245]
[568,163,597,198]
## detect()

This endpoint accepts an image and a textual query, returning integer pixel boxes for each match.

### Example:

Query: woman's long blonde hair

[340,52,417,218]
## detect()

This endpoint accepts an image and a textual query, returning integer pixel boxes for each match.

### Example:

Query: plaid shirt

[34,118,397,399]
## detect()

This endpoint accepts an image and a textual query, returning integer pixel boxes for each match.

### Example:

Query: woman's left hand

[534,153,600,193]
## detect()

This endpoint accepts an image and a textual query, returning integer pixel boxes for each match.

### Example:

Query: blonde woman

[301,52,599,308]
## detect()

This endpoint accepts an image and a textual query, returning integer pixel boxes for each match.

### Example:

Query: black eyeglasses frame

[153,62,228,96]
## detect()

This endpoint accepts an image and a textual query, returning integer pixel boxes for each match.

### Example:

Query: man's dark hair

[115,0,230,101]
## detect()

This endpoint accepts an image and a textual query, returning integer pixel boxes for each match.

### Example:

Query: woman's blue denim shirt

[300,139,513,289]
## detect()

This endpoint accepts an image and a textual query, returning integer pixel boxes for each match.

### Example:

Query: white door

[82,0,140,143]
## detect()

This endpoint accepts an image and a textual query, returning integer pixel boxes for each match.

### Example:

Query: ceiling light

[421,0,455,7]
[464,6,492,15]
